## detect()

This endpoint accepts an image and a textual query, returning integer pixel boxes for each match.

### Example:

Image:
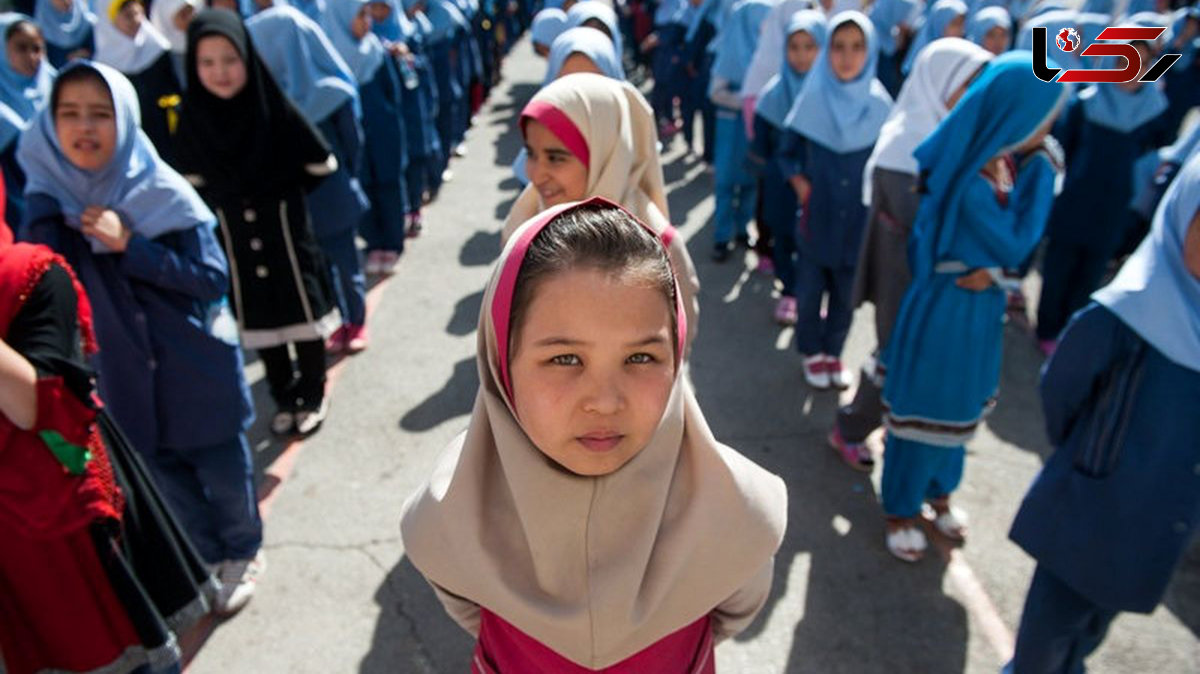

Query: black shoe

[711,242,732,262]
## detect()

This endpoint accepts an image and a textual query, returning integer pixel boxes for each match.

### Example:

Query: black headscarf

[174,9,330,200]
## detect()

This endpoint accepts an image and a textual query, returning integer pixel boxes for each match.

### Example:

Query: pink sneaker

[406,213,423,238]
[345,324,369,353]
[827,426,874,472]
[773,296,798,326]
[325,325,348,354]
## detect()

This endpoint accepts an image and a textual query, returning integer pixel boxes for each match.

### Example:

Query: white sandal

[885,521,927,563]
[927,503,969,542]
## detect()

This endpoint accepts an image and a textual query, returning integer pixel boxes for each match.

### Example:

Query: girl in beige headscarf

[503,72,701,348]
[403,198,786,672]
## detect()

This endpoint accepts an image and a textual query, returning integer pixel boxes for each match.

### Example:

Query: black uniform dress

[125,51,183,167]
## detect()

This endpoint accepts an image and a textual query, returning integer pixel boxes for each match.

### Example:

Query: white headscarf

[93,0,171,74]
[148,0,197,54]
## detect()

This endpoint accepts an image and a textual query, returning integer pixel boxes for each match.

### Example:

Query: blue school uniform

[426,0,467,171]
[1035,79,1172,343]
[780,11,891,357]
[1007,152,1200,672]
[880,53,1067,518]
[17,62,259,563]
[868,0,917,96]
[34,0,95,67]
[681,0,718,160]
[0,13,55,229]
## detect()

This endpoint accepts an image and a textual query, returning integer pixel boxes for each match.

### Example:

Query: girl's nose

[581,373,624,416]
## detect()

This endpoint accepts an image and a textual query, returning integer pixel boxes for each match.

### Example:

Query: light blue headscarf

[531,8,569,47]
[755,10,826,128]
[16,61,214,253]
[566,1,624,57]
[1078,12,1168,133]
[0,14,56,150]
[33,0,95,49]
[784,11,892,153]
[321,0,386,84]
[909,51,1070,277]
[902,0,967,74]
[966,6,1011,48]
[711,0,771,85]
[247,5,360,123]
[543,25,623,83]
[869,0,918,56]
[1094,150,1200,371]
[653,0,687,26]
[368,0,416,42]
[289,0,328,22]
[685,0,718,43]
[1080,0,1113,13]
[424,0,469,43]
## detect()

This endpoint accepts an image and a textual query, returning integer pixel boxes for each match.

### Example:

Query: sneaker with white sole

[826,357,853,390]
[924,501,969,542]
[803,354,830,390]
[215,550,266,616]
[885,522,927,563]
[294,396,329,436]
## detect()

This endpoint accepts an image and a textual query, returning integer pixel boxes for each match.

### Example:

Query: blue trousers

[713,110,757,245]
[1005,565,1118,674]
[319,229,367,326]
[794,258,855,356]
[881,435,965,518]
[406,154,430,210]
[360,181,408,253]
[152,434,262,564]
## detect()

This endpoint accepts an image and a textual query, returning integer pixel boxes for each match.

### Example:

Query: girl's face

[174,3,197,33]
[524,119,588,207]
[785,29,819,75]
[943,14,966,38]
[368,2,391,26]
[114,0,146,38]
[534,42,551,57]
[829,23,867,82]
[557,52,603,78]
[510,267,676,477]
[351,6,371,40]
[55,77,118,171]
[981,26,1009,55]
[405,0,424,17]
[6,23,45,78]
[195,35,247,99]
[51,0,74,12]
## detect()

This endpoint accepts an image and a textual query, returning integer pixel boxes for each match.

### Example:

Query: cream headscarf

[502,73,700,348]
[402,198,787,670]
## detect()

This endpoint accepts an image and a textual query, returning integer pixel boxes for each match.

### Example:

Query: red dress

[472,609,717,674]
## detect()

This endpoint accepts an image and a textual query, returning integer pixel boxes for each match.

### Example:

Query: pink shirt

[471,609,717,673]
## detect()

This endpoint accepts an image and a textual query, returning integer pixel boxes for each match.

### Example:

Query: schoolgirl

[424,0,470,180]
[17,60,264,611]
[530,6,568,56]
[966,5,1011,55]
[1035,25,1173,354]
[830,37,991,470]
[148,0,199,83]
[322,0,412,278]
[708,0,770,262]
[879,51,1068,562]
[92,0,181,162]
[33,0,95,66]
[402,197,786,672]
[247,5,373,355]
[502,73,701,345]
[1005,149,1200,674]
[679,0,717,161]
[174,10,340,435]
[748,9,826,325]
[899,0,966,75]
[565,0,624,57]
[867,0,917,96]
[544,25,623,82]
[779,10,892,390]
[0,13,54,227]
[740,0,812,136]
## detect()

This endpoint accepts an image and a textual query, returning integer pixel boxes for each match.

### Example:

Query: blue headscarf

[424,0,469,43]
[247,5,360,123]
[1079,12,1168,133]
[368,0,416,42]
[685,0,718,42]
[783,11,892,153]
[321,0,386,83]
[909,51,1069,277]
[966,6,1011,49]
[16,61,214,253]
[1080,0,1113,13]
[289,0,328,22]
[1094,151,1200,371]
[869,0,918,56]
[531,8,568,47]
[902,0,966,74]
[711,0,771,85]
[653,0,687,26]
[0,14,56,150]
[543,25,623,83]
[566,1,624,58]
[755,10,826,128]
[33,0,95,49]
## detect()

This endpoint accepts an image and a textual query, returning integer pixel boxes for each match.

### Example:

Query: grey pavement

[187,38,1200,673]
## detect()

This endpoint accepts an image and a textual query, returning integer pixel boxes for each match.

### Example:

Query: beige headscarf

[502,73,701,348]
[402,199,787,669]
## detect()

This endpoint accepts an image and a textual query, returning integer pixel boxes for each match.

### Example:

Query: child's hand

[81,207,132,252]
[789,175,811,203]
[955,269,994,291]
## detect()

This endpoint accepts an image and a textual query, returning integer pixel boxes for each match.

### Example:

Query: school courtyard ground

[184,38,1200,673]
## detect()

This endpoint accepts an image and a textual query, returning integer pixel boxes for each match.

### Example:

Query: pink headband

[520,100,590,168]
[492,197,689,404]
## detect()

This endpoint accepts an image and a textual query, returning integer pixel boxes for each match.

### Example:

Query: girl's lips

[577,434,624,452]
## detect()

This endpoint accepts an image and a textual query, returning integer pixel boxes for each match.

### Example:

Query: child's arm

[746,113,772,172]
[708,76,741,110]
[776,130,810,203]
[710,557,773,642]
[1039,304,1123,448]
[430,581,482,636]
[120,222,230,305]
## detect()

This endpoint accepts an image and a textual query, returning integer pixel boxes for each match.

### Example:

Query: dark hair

[50,65,109,115]
[509,203,678,355]
[830,18,865,41]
